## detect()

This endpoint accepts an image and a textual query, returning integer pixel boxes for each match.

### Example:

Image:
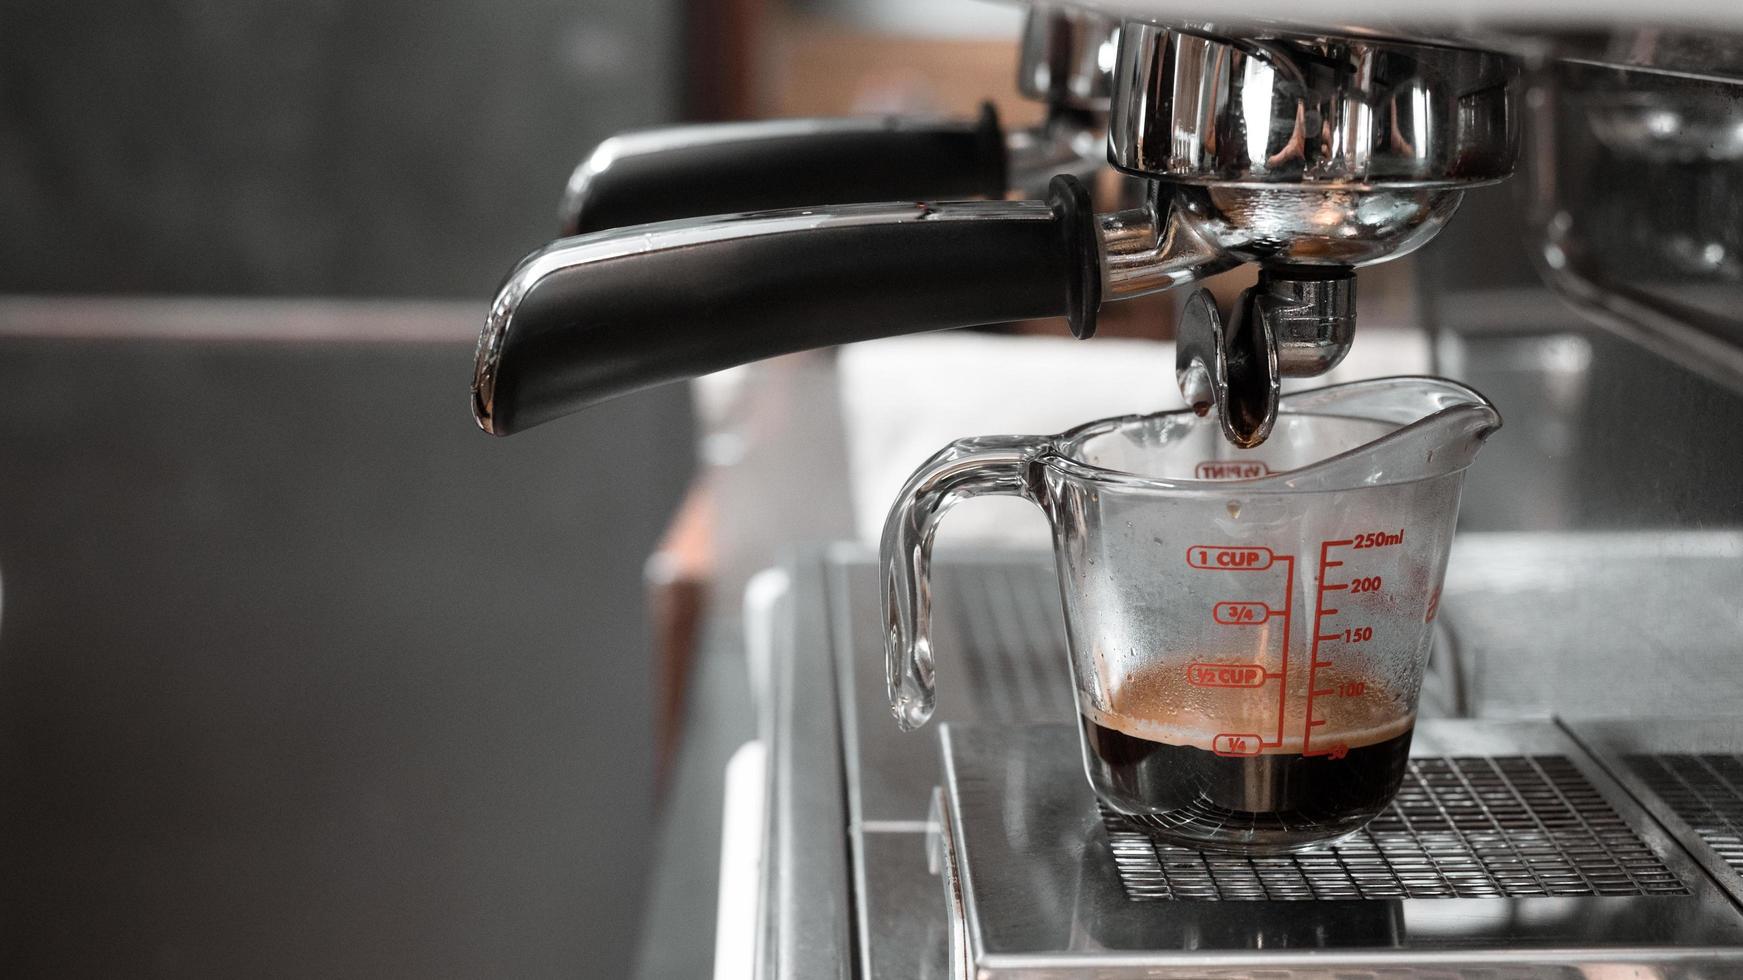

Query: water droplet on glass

[1226,500,1242,519]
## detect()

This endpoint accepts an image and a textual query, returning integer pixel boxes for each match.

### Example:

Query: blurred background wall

[0,0,1095,974]
[0,0,694,976]
[0,0,681,296]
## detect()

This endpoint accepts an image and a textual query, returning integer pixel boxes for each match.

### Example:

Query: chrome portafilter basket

[1107,25,1515,444]
[471,21,1518,448]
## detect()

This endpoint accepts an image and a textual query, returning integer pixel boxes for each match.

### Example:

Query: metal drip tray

[1569,719,1743,908]
[1626,754,1743,876]
[1103,755,1685,901]
[931,721,1743,977]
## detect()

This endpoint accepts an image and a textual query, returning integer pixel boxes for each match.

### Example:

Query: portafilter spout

[1111,25,1519,445]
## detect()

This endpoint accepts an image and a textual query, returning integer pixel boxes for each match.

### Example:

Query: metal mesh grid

[1626,753,1743,877]
[1102,755,1688,900]
[949,563,1073,721]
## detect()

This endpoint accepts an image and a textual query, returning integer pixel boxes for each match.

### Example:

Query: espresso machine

[474,2,1743,975]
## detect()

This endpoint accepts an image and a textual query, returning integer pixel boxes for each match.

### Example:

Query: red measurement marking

[1425,585,1441,623]
[1321,582,1348,591]
[1190,548,1295,749]
[1186,662,1267,688]
[1274,556,1294,748]
[1186,545,1274,571]
[1194,461,1272,480]
[1212,601,1274,625]
[1303,538,1354,756]
[1213,733,1263,757]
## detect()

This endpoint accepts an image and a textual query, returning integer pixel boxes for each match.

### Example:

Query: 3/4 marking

[1212,601,1274,625]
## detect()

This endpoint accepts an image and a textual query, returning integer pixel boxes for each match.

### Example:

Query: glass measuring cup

[883,377,1501,852]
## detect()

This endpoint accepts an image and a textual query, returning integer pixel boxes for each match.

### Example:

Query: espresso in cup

[1077,660,1414,850]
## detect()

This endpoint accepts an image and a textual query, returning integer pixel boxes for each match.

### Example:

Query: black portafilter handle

[474,175,1100,436]
[558,104,1008,236]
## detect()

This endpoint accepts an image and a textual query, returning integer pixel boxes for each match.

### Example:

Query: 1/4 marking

[1213,733,1263,757]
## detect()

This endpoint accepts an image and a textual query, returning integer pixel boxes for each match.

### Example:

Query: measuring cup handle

[881,434,1049,731]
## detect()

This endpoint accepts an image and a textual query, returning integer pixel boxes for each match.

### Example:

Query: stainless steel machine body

[713,6,1743,974]
[735,280,1743,976]
[466,1,1743,975]
[747,528,1743,977]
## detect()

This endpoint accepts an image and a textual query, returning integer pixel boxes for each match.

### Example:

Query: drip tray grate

[1103,755,1689,900]
[948,562,1073,722]
[1626,753,1743,878]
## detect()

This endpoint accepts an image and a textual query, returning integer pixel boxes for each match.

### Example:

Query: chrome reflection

[1110,24,1518,186]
